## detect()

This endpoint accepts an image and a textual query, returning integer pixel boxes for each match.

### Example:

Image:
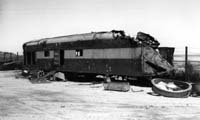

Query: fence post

[185,46,188,82]
[10,53,12,61]
[17,52,19,61]
[3,53,6,62]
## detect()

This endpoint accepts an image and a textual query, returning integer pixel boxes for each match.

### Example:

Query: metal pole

[3,53,6,62]
[10,53,12,61]
[17,52,19,61]
[185,46,188,81]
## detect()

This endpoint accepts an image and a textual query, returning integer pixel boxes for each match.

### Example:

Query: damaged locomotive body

[23,30,173,79]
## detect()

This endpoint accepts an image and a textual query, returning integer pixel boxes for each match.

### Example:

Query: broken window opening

[44,51,50,57]
[75,49,83,57]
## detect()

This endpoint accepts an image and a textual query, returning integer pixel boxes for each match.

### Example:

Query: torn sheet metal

[143,46,174,74]
[54,72,66,81]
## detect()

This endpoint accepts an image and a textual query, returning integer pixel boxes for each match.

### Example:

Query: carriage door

[54,49,64,66]
[60,50,64,65]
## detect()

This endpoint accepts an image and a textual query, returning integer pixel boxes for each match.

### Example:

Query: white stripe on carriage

[64,48,141,59]
[36,51,54,59]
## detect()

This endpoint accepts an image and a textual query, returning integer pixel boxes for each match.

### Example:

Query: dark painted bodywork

[23,31,173,78]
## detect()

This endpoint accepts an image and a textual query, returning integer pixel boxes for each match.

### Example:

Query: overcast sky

[0,0,200,55]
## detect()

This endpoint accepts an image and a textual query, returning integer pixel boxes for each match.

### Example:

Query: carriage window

[75,49,83,57]
[44,51,50,57]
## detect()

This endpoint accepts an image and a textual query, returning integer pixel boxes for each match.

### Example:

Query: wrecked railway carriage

[23,30,174,80]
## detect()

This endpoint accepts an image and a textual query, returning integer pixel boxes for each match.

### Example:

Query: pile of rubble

[22,69,66,83]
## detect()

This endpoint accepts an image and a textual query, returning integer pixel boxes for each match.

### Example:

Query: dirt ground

[0,71,200,120]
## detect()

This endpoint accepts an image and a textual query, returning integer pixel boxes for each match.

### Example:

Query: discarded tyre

[151,78,192,98]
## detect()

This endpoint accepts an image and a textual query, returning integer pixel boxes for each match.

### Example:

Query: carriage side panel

[61,47,143,76]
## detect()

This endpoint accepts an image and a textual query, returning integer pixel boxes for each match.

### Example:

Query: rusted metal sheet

[103,81,130,92]
[143,46,173,74]
[54,72,65,81]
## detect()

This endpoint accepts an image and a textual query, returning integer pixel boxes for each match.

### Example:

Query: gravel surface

[0,70,200,120]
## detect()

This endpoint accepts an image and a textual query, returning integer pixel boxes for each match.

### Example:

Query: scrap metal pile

[22,69,66,83]
[135,32,160,49]
[135,31,174,75]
